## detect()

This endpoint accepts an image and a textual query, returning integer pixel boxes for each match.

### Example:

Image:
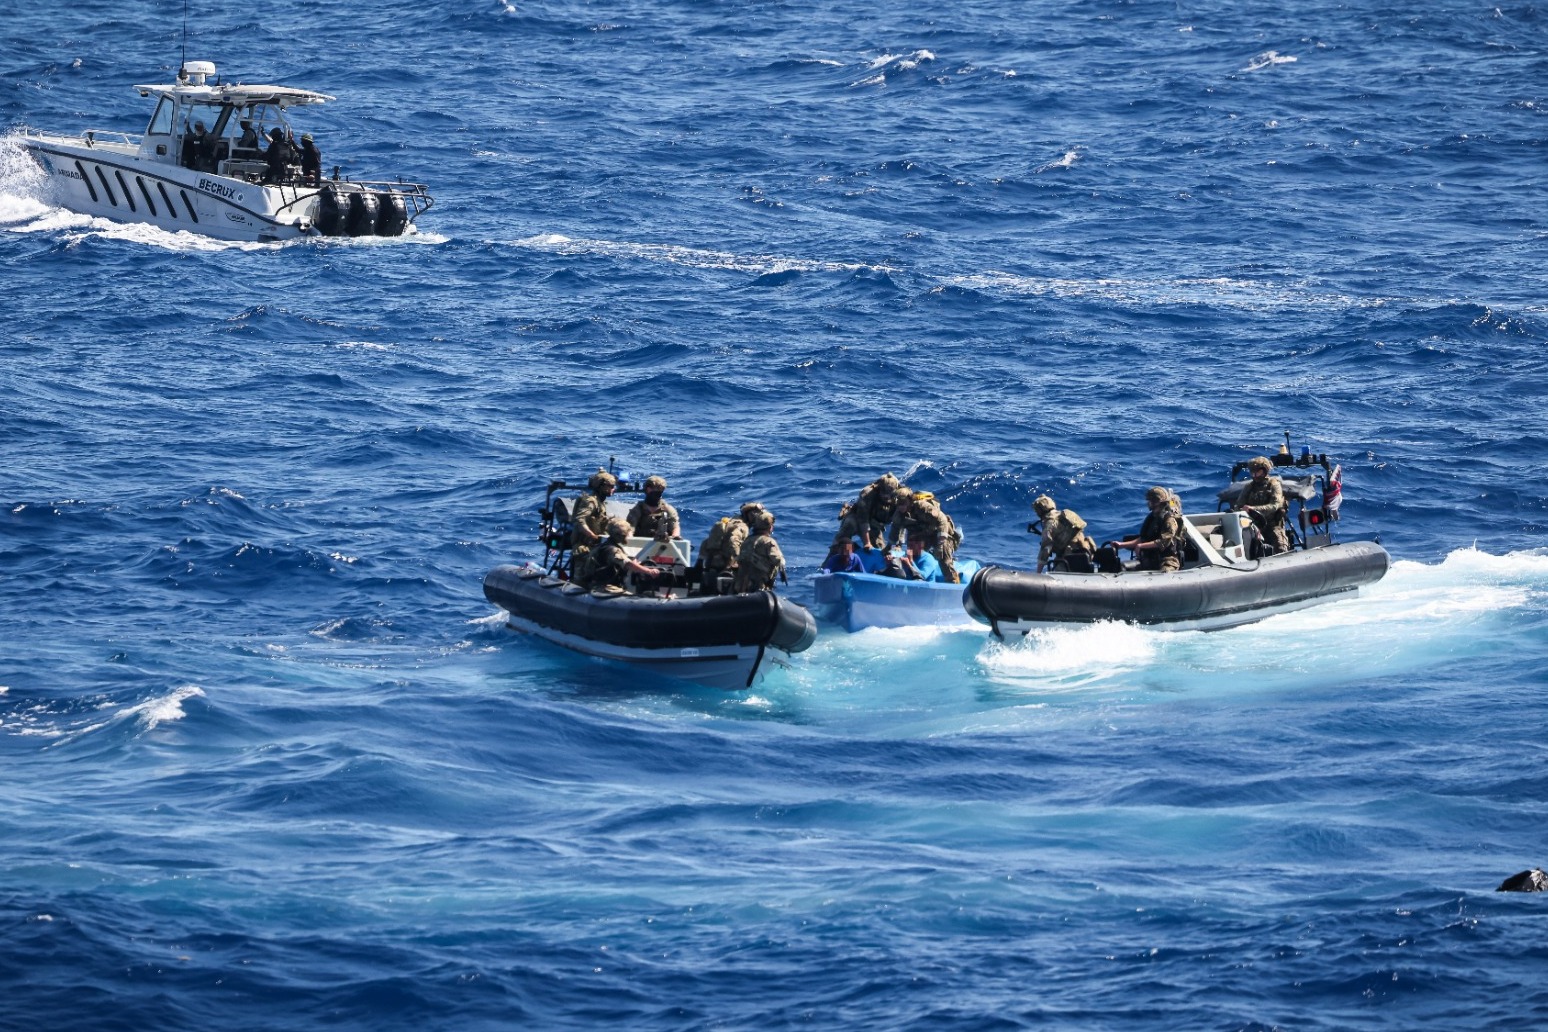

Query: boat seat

[220,158,267,181]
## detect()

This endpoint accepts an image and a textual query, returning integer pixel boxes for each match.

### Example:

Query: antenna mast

[178,0,188,80]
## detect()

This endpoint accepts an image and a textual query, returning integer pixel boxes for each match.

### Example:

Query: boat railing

[351,178,434,218]
[81,130,139,148]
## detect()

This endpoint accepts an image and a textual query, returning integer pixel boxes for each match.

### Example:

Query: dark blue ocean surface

[4,0,1548,1028]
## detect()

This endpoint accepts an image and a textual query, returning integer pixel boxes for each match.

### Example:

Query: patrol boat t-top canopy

[20,60,432,242]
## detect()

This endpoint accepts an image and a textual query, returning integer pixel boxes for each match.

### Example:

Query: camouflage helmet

[1146,486,1171,505]
[1248,456,1273,474]
[588,469,617,492]
[1032,495,1057,515]
[749,509,776,533]
[894,485,915,503]
[739,501,766,521]
[877,472,900,494]
[644,475,667,492]
[605,518,632,542]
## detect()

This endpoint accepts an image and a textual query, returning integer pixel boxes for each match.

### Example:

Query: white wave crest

[1035,148,1083,173]
[119,684,205,731]
[1243,50,1297,72]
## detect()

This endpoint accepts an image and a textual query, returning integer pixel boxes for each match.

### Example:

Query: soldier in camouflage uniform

[734,508,786,593]
[1112,486,1185,572]
[887,487,961,584]
[697,501,764,594]
[576,518,662,591]
[625,475,680,541]
[830,473,901,554]
[1233,456,1290,555]
[568,470,617,579]
[1033,495,1096,573]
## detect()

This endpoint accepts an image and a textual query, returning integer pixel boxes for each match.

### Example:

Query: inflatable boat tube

[965,540,1389,634]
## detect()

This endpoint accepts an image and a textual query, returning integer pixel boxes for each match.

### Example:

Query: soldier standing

[625,475,681,541]
[568,470,617,579]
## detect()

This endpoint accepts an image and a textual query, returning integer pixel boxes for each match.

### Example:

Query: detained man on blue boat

[887,535,942,581]
[821,537,866,574]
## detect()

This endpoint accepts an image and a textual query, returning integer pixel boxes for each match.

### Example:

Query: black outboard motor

[345,190,379,236]
[314,187,348,236]
[376,192,408,236]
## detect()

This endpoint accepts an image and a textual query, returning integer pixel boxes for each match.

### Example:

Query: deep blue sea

[4,1,1548,1028]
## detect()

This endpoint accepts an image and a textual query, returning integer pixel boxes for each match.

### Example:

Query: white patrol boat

[19,60,432,242]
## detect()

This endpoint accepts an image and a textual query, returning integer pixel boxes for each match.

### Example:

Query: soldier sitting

[1233,456,1290,556]
[575,519,662,592]
[1108,486,1184,572]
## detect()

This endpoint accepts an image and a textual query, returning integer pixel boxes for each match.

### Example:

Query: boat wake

[512,232,896,277]
[978,547,1547,699]
[0,131,53,226]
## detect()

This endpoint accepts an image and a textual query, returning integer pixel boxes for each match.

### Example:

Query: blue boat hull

[811,560,982,632]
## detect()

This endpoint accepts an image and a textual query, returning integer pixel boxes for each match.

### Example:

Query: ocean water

[3,0,1548,1028]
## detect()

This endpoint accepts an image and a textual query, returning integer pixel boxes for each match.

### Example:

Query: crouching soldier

[830,473,900,555]
[734,509,786,593]
[697,501,764,594]
[1032,494,1096,573]
[887,488,962,584]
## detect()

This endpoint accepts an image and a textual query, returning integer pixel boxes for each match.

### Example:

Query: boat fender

[345,190,379,236]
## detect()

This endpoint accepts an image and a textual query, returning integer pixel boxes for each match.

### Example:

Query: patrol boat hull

[964,540,1390,635]
[23,134,428,242]
[484,564,818,690]
[811,560,982,633]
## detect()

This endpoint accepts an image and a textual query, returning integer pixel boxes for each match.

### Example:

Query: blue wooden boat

[811,558,983,632]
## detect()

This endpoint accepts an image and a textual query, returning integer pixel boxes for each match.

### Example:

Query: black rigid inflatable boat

[484,564,817,690]
[483,466,817,690]
[965,441,1390,635]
